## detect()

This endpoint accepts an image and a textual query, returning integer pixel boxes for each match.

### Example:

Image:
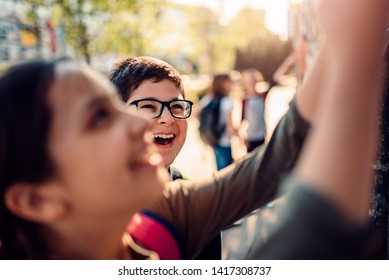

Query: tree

[22,1,291,75]
[178,7,268,74]
[184,6,221,73]
[183,7,281,74]
[93,0,166,57]
[54,0,142,63]
[234,34,293,83]
[25,0,142,63]
[23,0,46,58]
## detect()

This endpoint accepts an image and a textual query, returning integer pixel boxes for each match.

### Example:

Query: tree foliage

[22,1,292,76]
[235,34,293,83]
[24,0,143,63]
[93,0,166,57]
[53,0,143,63]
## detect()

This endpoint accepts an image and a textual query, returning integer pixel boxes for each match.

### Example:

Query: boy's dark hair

[0,58,71,259]
[108,56,185,102]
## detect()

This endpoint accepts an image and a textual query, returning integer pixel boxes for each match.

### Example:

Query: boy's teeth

[154,134,174,139]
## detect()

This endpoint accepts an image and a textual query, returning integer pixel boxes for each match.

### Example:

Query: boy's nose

[157,106,174,124]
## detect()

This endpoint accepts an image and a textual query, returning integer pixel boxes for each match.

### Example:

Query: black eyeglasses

[128,98,193,119]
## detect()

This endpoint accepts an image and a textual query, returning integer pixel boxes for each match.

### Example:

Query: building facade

[0,0,67,69]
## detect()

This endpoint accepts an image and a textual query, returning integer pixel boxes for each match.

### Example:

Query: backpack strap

[127,211,182,260]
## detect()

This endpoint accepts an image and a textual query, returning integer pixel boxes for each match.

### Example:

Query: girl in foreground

[1,57,299,259]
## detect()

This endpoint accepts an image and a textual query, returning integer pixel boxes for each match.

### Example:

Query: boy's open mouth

[153,133,175,146]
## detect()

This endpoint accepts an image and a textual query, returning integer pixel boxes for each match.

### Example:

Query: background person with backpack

[199,73,238,170]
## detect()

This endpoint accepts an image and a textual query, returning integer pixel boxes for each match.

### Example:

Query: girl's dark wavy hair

[0,58,70,259]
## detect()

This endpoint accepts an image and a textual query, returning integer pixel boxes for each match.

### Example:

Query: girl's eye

[89,107,110,129]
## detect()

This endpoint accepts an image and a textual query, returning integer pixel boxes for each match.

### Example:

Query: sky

[170,0,291,38]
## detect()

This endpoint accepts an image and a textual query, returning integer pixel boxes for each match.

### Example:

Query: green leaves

[21,1,290,76]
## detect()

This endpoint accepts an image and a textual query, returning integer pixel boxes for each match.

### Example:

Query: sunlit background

[0,0,319,79]
[0,0,323,189]
[170,0,290,38]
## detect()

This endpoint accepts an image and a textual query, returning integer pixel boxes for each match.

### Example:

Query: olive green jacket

[144,100,310,259]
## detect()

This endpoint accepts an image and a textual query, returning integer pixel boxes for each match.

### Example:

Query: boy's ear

[4,182,68,223]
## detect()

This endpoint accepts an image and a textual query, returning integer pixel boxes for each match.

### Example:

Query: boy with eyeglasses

[109,56,192,180]
[109,56,221,259]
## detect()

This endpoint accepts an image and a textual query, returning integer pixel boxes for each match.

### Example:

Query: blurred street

[173,77,296,179]
[173,77,296,259]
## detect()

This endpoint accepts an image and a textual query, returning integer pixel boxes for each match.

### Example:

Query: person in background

[210,73,238,170]
[241,69,268,153]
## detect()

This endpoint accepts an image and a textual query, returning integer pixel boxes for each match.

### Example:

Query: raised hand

[315,0,388,56]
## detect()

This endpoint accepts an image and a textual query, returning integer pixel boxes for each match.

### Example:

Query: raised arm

[247,0,388,259]
[144,1,388,260]
[295,0,387,223]
[148,98,310,259]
